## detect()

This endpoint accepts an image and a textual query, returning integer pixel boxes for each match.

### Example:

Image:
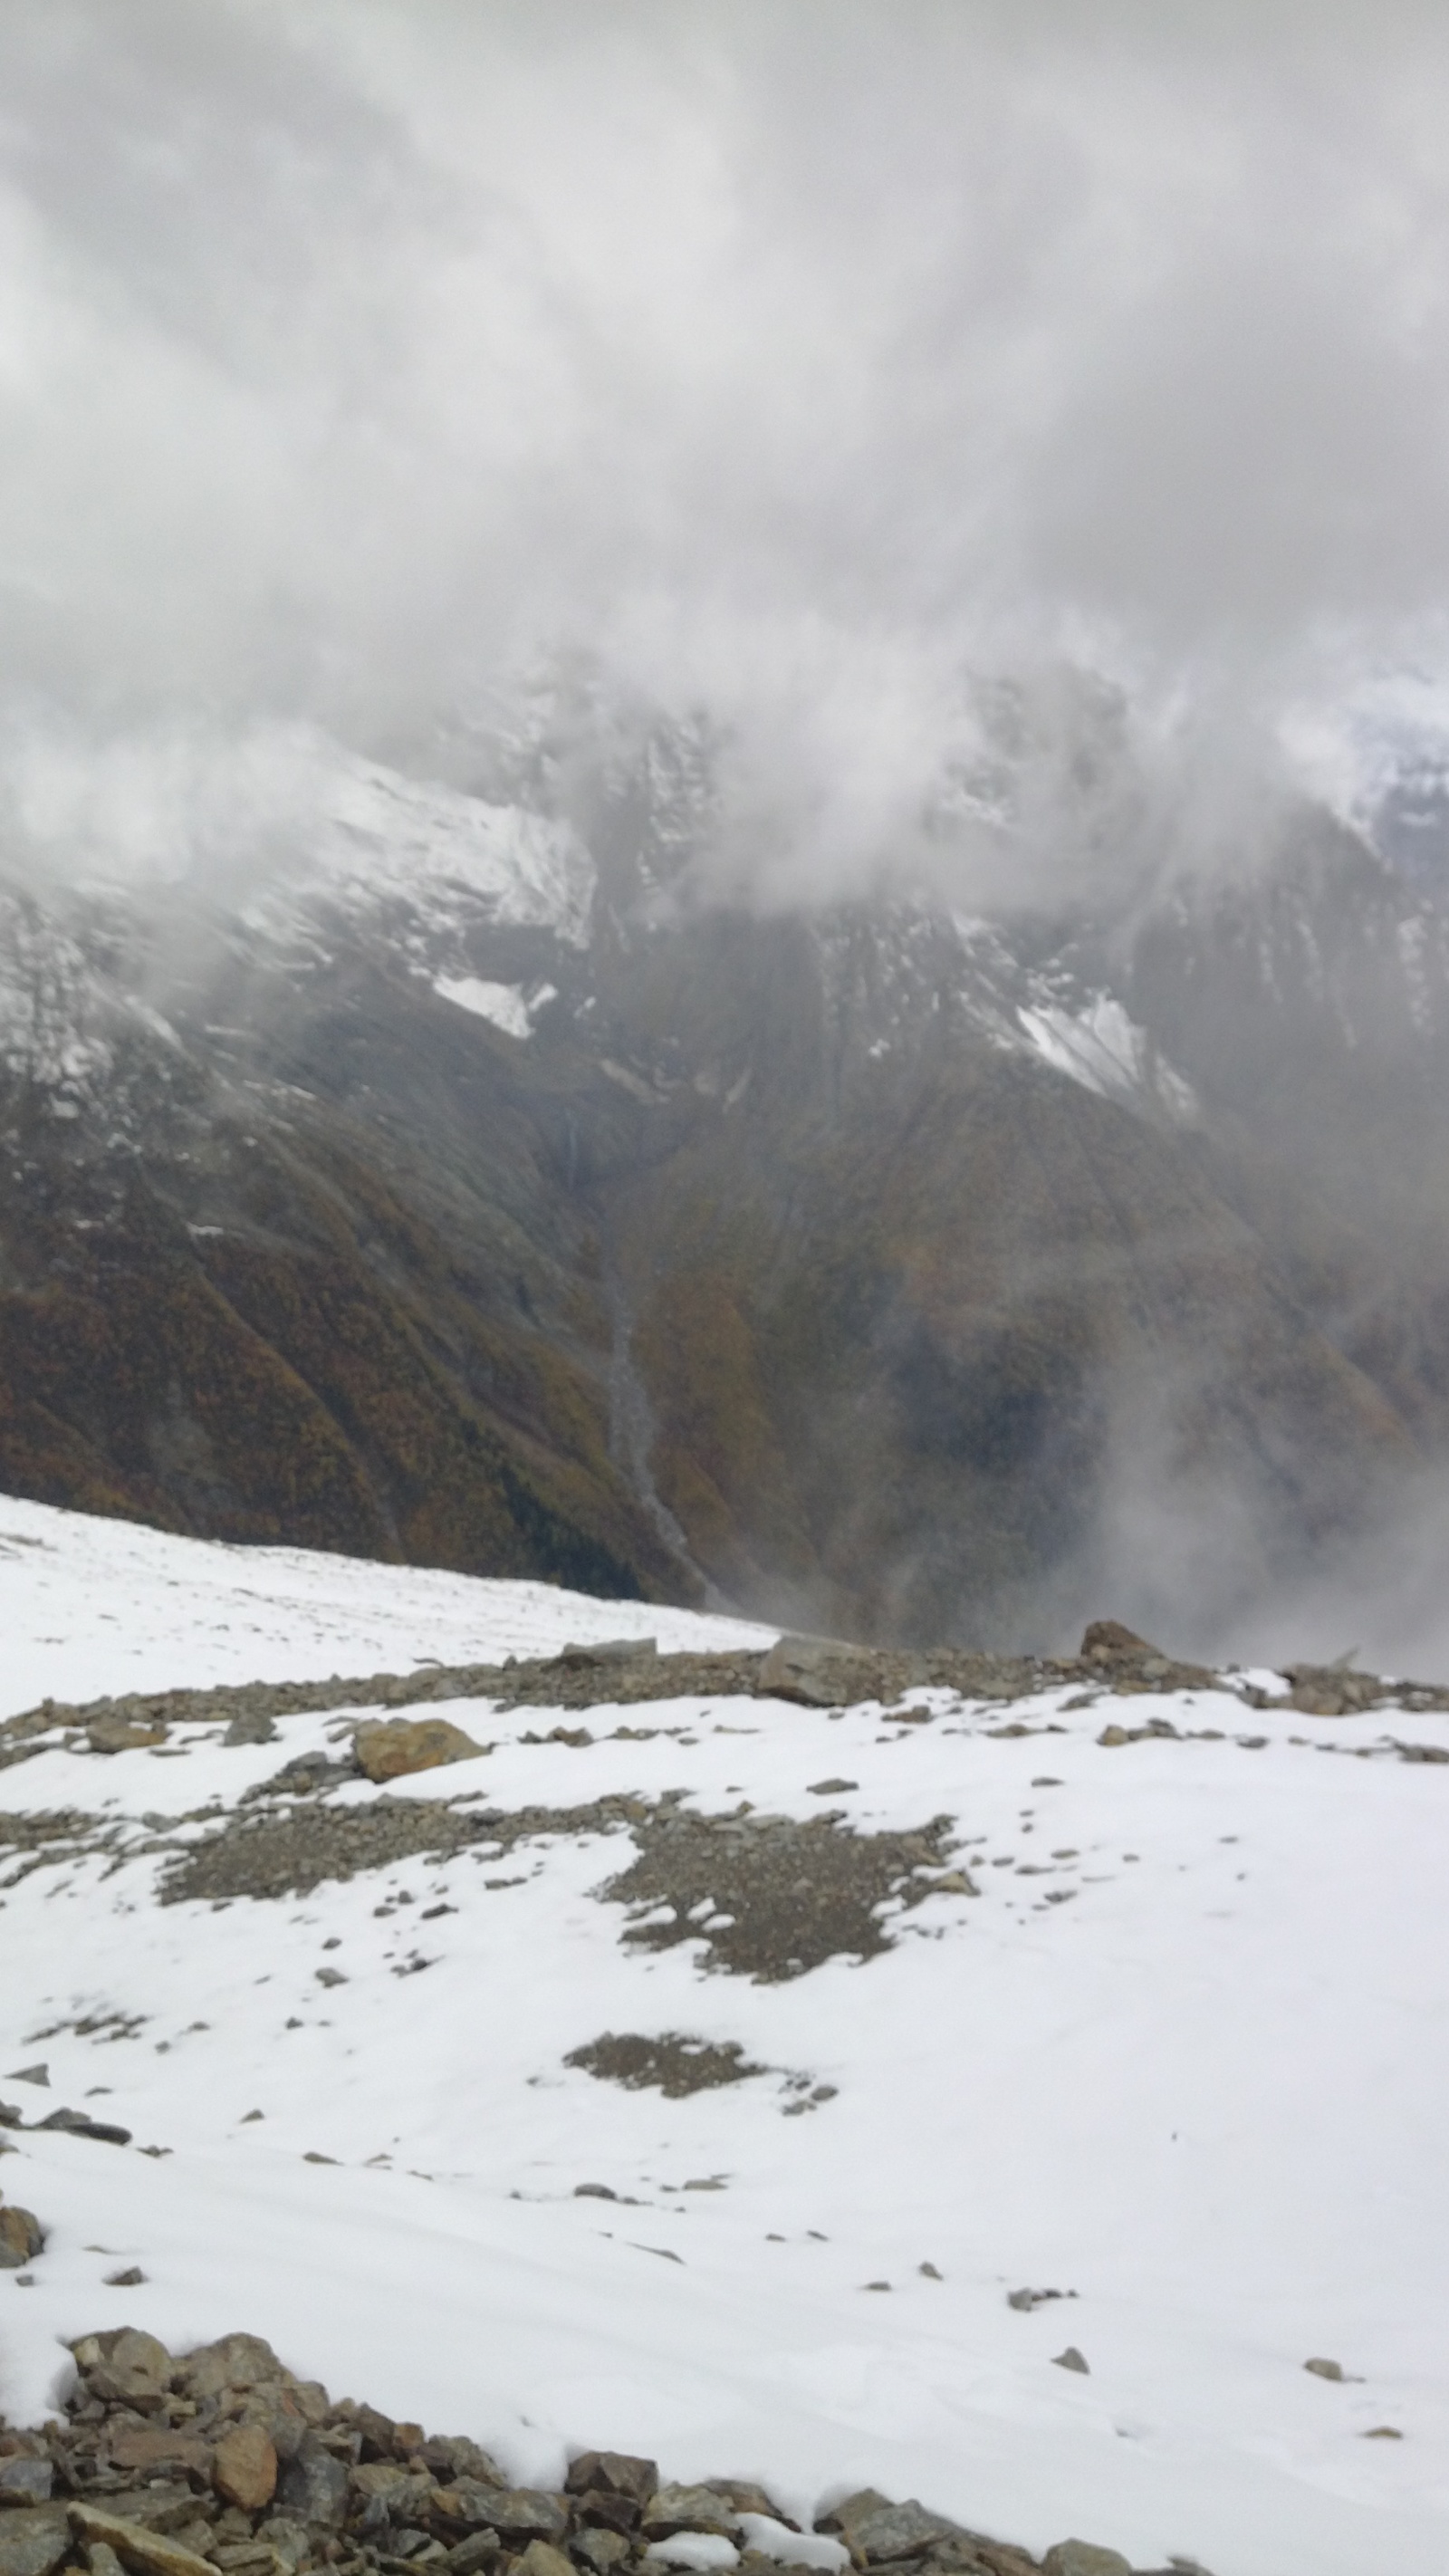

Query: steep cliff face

[0,718,1444,1645]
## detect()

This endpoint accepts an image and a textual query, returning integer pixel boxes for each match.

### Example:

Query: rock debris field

[0,2324,1168,2576]
[3,1497,1449,2576]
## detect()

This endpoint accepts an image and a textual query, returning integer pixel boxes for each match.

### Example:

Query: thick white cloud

[3,1,1449,889]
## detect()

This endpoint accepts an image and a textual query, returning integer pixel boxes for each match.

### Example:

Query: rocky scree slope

[0,2325,1173,2576]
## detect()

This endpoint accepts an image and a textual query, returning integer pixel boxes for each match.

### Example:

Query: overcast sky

[5,1,1449,892]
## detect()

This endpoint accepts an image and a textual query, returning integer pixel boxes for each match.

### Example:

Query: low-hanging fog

[4,2,1449,1671]
[3,1,1449,889]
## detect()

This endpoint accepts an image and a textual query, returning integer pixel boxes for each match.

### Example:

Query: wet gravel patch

[158,1797,640,1905]
[158,1794,967,1982]
[602,1805,962,1981]
[563,2031,771,2095]
[0,1809,124,1888]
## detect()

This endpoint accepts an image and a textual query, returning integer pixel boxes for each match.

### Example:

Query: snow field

[2,1498,1448,2574]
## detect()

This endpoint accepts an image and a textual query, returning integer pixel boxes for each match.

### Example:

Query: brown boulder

[80,2330,174,2412]
[564,2456,657,2507]
[352,1719,485,1783]
[177,2332,283,2399]
[213,2426,278,2512]
[1080,1620,1154,1660]
[0,2205,43,2267]
[754,1637,869,1709]
[105,2428,212,2484]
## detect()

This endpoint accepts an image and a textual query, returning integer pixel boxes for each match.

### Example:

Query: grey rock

[223,1713,277,1747]
[86,2546,127,2576]
[564,2455,657,2507]
[0,2205,44,2267]
[82,2328,174,2410]
[442,2534,500,2576]
[510,2546,572,2576]
[641,2486,739,2541]
[0,2465,53,2507]
[1051,2347,1090,2375]
[420,2439,505,2490]
[274,2444,350,2527]
[177,2333,283,2399]
[756,1638,864,1709]
[435,2481,506,2530]
[818,2496,964,2563]
[572,2534,631,2576]
[352,2469,436,2538]
[561,1639,656,1666]
[465,2493,567,2545]
[0,2507,72,2576]
[35,2108,131,2147]
[1041,2545,1134,2576]
[256,2518,311,2575]
[5,2067,48,2089]
[235,2388,309,2464]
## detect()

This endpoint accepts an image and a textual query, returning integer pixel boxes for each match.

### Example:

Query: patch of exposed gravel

[601,1805,964,1982]
[562,2032,771,2096]
[157,1793,968,1983]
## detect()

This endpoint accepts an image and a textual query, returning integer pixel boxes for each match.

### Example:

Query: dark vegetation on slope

[1,745,1447,1648]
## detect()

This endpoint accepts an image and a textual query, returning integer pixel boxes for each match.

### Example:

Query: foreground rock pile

[0,2330,1190,2576]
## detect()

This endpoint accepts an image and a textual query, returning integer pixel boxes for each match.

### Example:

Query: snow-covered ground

[3,1496,1448,2576]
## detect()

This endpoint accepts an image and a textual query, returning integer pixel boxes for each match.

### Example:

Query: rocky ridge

[5,1623,1444,1777]
[0,2324,1196,2576]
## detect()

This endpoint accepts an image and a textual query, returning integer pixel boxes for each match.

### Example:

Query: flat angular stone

[512,2546,573,2576]
[700,2489,788,2525]
[443,2536,500,2576]
[572,2492,639,2537]
[106,2429,212,2483]
[0,2506,72,2576]
[432,2483,507,2531]
[565,2456,657,2508]
[350,2464,416,2503]
[84,2330,174,2410]
[274,2442,348,2526]
[213,2427,277,2512]
[572,2536,630,2576]
[0,2462,53,2507]
[255,2517,311,2575]
[642,2489,740,2542]
[235,2389,309,2464]
[69,2505,215,2576]
[350,2466,435,2539]
[1041,2546,1134,2576]
[463,2492,566,2544]
[755,1638,866,1709]
[420,2441,505,2490]
[35,2108,131,2146]
[818,2497,965,2565]
[178,2334,283,2399]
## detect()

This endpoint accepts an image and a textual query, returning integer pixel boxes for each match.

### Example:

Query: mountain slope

[0,720,1445,1648]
